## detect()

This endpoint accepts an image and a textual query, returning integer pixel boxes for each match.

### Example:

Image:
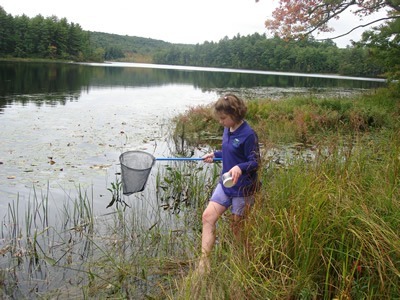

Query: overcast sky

[1,0,386,48]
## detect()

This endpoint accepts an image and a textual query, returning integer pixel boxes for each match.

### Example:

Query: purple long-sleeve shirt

[214,120,260,197]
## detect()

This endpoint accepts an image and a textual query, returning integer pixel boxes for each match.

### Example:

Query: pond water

[0,61,386,215]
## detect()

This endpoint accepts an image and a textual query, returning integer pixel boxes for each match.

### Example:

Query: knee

[202,210,216,226]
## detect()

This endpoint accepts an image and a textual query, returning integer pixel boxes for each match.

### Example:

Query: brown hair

[213,93,247,122]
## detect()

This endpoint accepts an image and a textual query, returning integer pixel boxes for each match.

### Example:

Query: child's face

[217,112,236,128]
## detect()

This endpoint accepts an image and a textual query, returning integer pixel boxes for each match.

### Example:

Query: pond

[0,61,387,297]
[0,61,386,215]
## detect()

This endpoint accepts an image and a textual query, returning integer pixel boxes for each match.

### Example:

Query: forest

[152,34,385,77]
[0,6,177,62]
[0,6,391,78]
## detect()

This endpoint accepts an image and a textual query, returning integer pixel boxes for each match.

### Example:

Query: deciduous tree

[259,0,400,79]
[259,0,400,40]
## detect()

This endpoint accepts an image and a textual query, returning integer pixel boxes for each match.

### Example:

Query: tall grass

[237,131,400,299]
[169,86,400,299]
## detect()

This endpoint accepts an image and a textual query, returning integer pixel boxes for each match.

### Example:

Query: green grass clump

[239,131,400,299]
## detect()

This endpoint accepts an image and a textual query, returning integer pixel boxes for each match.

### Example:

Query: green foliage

[0,5,180,63]
[358,17,400,81]
[107,178,129,209]
[0,8,89,60]
[156,161,220,214]
[154,33,388,78]
[238,129,400,299]
[87,31,180,63]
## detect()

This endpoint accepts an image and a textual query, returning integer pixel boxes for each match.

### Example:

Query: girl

[197,93,260,275]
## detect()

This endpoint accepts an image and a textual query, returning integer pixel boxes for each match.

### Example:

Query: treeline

[0,7,93,61]
[153,33,386,77]
[0,6,172,62]
[88,31,172,62]
[0,6,388,78]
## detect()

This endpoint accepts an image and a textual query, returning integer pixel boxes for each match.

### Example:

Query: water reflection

[0,61,386,109]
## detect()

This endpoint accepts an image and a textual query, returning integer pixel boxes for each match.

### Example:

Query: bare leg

[196,201,226,274]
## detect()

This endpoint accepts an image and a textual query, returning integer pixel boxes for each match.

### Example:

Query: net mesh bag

[119,151,155,195]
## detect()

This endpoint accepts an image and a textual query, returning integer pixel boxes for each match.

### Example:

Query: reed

[0,184,97,298]
[242,131,399,298]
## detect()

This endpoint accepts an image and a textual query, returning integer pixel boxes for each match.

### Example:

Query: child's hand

[202,153,215,163]
[229,166,242,184]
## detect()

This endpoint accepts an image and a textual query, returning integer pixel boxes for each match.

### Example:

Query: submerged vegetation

[1,85,400,298]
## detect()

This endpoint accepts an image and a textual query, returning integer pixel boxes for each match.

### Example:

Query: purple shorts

[210,183,255,216]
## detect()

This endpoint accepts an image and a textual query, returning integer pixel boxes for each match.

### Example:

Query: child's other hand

[229,166,242,184]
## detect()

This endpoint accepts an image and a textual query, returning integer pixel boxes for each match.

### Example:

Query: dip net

[119,151,155,195]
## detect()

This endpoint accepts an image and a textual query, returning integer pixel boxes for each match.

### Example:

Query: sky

[0,0,388,48]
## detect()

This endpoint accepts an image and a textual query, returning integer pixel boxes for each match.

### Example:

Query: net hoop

[119,151,156,195]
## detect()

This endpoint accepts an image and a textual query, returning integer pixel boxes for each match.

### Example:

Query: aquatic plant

[106,177,129,209]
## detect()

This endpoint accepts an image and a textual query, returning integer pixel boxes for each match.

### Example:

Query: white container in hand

[222,172,235,188]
